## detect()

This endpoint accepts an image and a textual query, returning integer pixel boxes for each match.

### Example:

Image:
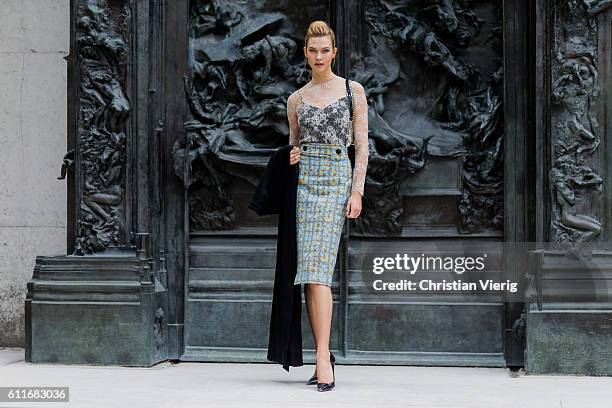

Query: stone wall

[0,0,68,346]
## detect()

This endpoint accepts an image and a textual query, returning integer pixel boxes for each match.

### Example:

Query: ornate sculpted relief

[75,0,131,254]
[174,0,502,235]
[584,0,612,14]
[548,0,610,249]
[173,0,313,231]
[351,0,504,234]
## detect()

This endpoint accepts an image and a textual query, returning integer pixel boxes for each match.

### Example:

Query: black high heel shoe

[306,374,318,385]
[307,351,335,385]
[317,351,335,392]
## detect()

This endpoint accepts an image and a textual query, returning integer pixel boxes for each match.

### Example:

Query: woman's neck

[311,70,336,85]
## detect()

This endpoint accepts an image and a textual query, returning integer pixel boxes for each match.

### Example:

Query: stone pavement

[1,348,610,408]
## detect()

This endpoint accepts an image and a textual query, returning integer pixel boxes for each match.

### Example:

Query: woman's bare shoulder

[287,86,306,105]
[287,90,298,107]
[348,79,365,93]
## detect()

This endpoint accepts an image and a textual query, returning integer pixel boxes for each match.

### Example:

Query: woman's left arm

[346,81,369,218]
[350,81,368,197]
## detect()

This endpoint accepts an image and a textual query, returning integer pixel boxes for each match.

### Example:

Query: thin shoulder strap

[345,78,353,121]
[346,78,355,146]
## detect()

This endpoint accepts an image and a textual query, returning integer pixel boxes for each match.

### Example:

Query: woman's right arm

[287,92,300,147]
[287,92,301,165]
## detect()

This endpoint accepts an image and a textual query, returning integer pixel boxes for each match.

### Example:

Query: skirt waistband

[300,143,348,158]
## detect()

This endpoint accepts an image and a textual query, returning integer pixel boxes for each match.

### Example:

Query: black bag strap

[345,77,353,121]
[346,77,355,146]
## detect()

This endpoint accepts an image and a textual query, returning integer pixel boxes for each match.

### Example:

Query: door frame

[160,0,532,365]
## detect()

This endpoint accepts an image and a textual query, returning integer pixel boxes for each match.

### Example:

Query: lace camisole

[286,77,369,196]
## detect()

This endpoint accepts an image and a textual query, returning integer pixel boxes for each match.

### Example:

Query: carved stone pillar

[25,0,169,366]
[526,0,612,375]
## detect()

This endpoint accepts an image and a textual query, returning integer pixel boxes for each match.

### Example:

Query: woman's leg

[305,283,319,377]
[307,283,334,383]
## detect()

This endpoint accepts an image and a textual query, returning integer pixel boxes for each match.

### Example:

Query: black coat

[248,144,302,371]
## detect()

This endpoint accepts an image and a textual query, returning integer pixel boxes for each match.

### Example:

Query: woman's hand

[289,146,300,165]
[345,191,362,218]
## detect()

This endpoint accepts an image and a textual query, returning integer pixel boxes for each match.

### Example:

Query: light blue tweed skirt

[294,143,352,287]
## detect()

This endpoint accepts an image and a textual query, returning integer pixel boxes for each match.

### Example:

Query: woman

[286,20,369,392]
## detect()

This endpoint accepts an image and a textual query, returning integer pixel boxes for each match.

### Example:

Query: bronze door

[162,0,522,366]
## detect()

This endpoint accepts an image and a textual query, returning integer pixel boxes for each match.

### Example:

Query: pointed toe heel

[317,381,335,392]
[316,351,336,392]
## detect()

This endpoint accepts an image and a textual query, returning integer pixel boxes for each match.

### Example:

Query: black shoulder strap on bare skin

[345,77,356,167]
[345,77,353,121]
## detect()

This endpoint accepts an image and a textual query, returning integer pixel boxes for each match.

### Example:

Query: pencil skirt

[293,143,352,287]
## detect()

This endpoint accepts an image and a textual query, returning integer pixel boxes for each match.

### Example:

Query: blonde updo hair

[304,20,336,49]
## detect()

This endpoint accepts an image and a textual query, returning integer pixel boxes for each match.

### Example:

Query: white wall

[0,0,69,346]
